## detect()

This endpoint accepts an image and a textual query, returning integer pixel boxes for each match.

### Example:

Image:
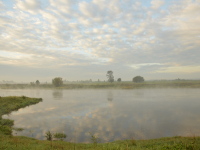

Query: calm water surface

[2,88,200,142]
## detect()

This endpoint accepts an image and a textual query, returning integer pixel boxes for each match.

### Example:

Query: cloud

[156,65,200,73]
[0,0,200,81]
[0,1,5,10]
[49,0,75,11]
[151,0,164,9]
[129,63,163,69]
[15,0,42,12]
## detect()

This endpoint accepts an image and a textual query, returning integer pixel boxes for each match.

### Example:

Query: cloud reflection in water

[2,89,200,142]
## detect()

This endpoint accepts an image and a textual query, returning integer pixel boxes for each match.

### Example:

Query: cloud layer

[0,0,200,81]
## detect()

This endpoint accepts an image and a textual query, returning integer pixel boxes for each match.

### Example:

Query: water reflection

[2,89,200,142]
[107,91,113,102]
[135,90,144,97]
[52,90,63,100]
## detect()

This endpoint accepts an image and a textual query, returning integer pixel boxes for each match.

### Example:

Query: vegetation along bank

[1,80,200,89]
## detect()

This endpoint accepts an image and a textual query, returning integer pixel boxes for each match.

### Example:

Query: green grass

[0,135,200,150]
[0,96,42,135]
[1,80,200,89]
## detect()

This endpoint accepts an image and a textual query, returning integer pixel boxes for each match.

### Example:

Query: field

[0,96,200,149]
[1,80,200,89]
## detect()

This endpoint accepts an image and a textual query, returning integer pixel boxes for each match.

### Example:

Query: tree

[106,71,114,83]
[132,76,144,83]
[36,80,40,85]
[117,78,121,82]
[45,130,53,141]
[52,77,63,87]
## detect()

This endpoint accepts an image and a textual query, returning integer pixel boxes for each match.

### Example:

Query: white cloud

[156,65,200,73]
[15,0,42,12]
[129,63,163,69]
[0,1,4,11]
[49,0,76,15]
[151,0,164,9]
[0,0,200,81]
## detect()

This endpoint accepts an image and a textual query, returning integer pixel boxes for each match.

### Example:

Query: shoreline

[1,80,200,89]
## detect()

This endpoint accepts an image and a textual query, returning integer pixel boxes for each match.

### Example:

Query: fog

[2,88,200,142]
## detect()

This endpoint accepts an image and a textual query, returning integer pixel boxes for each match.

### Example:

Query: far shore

[1,80,200,89]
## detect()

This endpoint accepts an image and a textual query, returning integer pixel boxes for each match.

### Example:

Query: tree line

[30,70,144,87]
[106,70,144,83]
[50,71,144,87]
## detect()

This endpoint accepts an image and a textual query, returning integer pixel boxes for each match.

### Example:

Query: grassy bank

[1,134,200,150]
[0,96,200,149]
[0,96,42,135]
[1,80,200,89]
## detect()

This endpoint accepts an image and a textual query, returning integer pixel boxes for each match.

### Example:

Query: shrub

[132,76,144,83]
[54,133,67,141]
[45,131,53,141]
[117,78,121,82]
[52,77,63,87]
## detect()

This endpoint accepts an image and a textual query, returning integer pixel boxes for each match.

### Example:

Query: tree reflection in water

[107,91,113,102]
[52,90,63,100]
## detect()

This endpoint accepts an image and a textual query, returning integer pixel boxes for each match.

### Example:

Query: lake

[2,88,200,143]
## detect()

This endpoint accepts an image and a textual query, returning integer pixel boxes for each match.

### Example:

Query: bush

[52,77,63,87]
[0,125,12,135]
[117,78,121,82]
[0,119,14,127]
[54,133,67,141]
[45,131,53,141]
[132,76,144,83]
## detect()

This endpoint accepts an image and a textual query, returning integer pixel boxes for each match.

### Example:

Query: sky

[0,0,200,82]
